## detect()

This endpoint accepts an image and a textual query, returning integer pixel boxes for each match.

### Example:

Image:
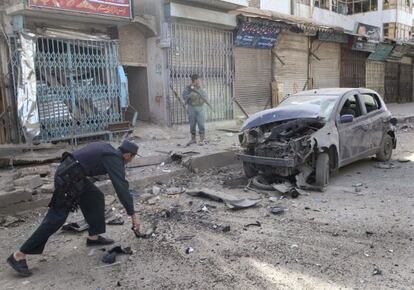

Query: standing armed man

[182,74,209,145]
[6,140,140,277]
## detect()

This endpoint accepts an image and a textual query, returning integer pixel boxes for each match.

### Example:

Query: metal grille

[398,63,413,103]
[340,47,367,88]
[167,22,234,125]
[384,62,399,103]
[11,36,122,142]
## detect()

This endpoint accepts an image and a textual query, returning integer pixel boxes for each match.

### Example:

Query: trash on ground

[132,221,158,239]
[102,246,133,264]
[397,158,410,163]
[222,225,231,232]
[270,206,286,215]
[372,266,382,276]
[374,162,394,169]
[185,247,194,254]
[0,215,26,227]
[187,188,260,210]
[166,187,186,195]
[175,235,195,241]
[244,221,262,228]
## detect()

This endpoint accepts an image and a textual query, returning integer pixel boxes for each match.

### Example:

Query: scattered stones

[373,266,382,276]
[14,174,44,189]
[0,215,25,227]
[166,187,186,195]
[39,183,54,194]
[152,186,161,195]
[270,206,286,215]
[147,196,160,205]
[222,225,231,232]
[185,247,194,254]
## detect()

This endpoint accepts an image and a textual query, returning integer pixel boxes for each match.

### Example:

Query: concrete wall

[146,36,168,124]
[261,0,291,14]
[118,24,147,66]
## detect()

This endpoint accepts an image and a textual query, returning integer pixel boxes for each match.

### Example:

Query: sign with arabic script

[28,0,131,18]
[234,22,280,49]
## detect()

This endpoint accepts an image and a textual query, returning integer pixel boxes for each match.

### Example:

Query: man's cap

[119,140,139,155]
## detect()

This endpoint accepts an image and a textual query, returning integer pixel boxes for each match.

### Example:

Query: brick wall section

[248,0,260,8]
[118,24,147,65]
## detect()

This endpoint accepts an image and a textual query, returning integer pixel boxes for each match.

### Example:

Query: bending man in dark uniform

[7,140,140,277]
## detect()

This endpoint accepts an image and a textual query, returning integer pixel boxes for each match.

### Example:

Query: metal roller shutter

[385,62,399,103]
[234,47,272,116]
[366,60,385,97]
[340,47,368,88]
[399,63,413,103]
[311,41,340,88]
[274,33,308,97]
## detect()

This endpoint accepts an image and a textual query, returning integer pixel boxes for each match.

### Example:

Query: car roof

[294,88,379,97]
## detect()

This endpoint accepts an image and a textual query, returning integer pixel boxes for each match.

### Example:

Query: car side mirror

[340,114,354,123]
[390,117,398,126]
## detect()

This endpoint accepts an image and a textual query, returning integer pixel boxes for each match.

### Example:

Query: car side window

[340,94,362,118]
[361,93,381,113]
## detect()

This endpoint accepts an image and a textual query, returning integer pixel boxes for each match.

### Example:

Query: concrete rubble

[1,120,414,289]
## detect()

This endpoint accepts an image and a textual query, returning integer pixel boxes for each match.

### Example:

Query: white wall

[261,0,290,14]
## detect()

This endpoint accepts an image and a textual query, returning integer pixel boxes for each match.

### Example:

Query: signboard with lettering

[28,0,131,18]
[234,22,280,49]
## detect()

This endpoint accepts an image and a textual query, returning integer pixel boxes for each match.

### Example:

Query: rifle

[170,84,187,110]
[190,86,215,113]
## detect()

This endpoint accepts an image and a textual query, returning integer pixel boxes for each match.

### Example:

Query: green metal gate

[11,36,123,142]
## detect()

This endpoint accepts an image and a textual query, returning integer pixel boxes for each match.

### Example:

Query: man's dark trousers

[19,169,105,255]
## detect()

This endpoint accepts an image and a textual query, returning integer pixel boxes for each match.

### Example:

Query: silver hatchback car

[238,88,397,187]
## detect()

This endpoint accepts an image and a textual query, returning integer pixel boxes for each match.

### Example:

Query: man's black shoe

[6,254,32,277]
[86,235,114,247]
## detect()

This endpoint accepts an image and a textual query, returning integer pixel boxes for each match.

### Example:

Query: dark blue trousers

[20,180,105,255]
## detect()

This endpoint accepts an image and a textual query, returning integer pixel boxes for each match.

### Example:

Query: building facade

[0,0,155,143]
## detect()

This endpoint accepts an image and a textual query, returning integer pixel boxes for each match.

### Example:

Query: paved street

[1,128,413,289]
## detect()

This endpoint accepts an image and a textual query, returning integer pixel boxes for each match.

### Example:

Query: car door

[358,92,384,150]
[336,92,367,164]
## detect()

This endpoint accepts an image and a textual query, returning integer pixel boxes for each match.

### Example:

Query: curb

[396,115,414,124]
[0,150,241,215]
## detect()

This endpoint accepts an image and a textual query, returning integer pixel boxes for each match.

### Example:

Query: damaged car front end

[238,93,340,187]
[239,118,325,177]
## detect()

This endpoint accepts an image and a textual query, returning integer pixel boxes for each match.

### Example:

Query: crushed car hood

[241,105,321,131]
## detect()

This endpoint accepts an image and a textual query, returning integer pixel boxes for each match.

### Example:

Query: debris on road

[397,158,410,163]
[0,215,25,227]
[270,206,286,215]
[243,221,262,228]
[132,221,157,239]
[185,247,194,254]
[222,225,231,232]
[102,246,133,264]
[166,187,186,195]
[373,265,383,276]
[374,162,395,169]
[186,188,260,210]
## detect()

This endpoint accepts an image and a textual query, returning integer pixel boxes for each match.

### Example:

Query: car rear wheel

[376,134,393,162]
[243,161,258,178]
[315,153,330,187]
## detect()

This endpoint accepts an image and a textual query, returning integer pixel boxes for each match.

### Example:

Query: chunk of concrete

[14,175,44,189]
[39,183,54,194]
[0,188,33,208]
[19,165,51,177]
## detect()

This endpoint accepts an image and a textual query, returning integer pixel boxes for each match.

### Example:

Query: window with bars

[314,0,330,9]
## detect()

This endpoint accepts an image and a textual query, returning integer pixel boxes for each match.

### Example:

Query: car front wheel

[243,161,258,178]
[376,134,393,162]
[315,152,330,187]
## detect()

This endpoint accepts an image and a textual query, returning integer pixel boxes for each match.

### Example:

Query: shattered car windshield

[279,95,338,120]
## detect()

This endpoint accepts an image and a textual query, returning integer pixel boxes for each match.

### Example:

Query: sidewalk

[387,102,414,123]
